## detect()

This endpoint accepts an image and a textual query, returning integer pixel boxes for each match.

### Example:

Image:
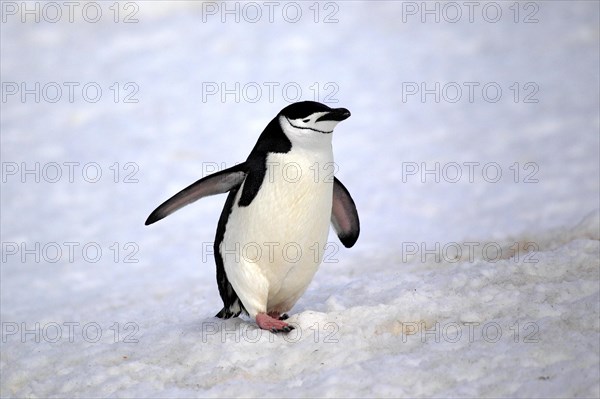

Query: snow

[1,1,599,397]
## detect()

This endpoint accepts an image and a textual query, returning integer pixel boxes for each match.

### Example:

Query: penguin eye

[302,118,310,123]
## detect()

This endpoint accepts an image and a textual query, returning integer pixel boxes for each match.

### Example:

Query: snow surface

[1,1,599,397]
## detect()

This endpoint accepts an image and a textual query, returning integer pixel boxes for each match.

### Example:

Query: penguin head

[278,101,351,148]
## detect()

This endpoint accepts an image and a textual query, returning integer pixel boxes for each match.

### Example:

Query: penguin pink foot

[256,313,294,333]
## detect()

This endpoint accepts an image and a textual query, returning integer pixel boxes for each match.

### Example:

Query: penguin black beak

[316,108,351,122]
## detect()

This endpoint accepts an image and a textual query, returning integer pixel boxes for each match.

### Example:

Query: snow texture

[1,1,599,397]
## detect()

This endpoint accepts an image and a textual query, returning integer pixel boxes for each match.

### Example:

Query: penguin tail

[215,298,247,319]
[215,307,241,319]
[215,307,230,319]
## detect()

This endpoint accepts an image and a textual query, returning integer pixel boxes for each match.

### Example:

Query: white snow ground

[1,1,599,397]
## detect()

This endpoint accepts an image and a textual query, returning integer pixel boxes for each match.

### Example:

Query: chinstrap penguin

[145,101,360,332]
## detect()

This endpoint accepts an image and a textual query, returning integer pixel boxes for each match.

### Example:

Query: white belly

[221,150,333,317]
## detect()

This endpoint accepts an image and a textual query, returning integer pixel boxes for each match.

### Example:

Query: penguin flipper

[331,177,360,248]
[145,163,247,225]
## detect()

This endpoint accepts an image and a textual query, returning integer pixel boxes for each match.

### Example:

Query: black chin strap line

[285,117,333,134]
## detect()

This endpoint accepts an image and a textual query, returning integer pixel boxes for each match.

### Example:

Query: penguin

[145,101,359,333]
